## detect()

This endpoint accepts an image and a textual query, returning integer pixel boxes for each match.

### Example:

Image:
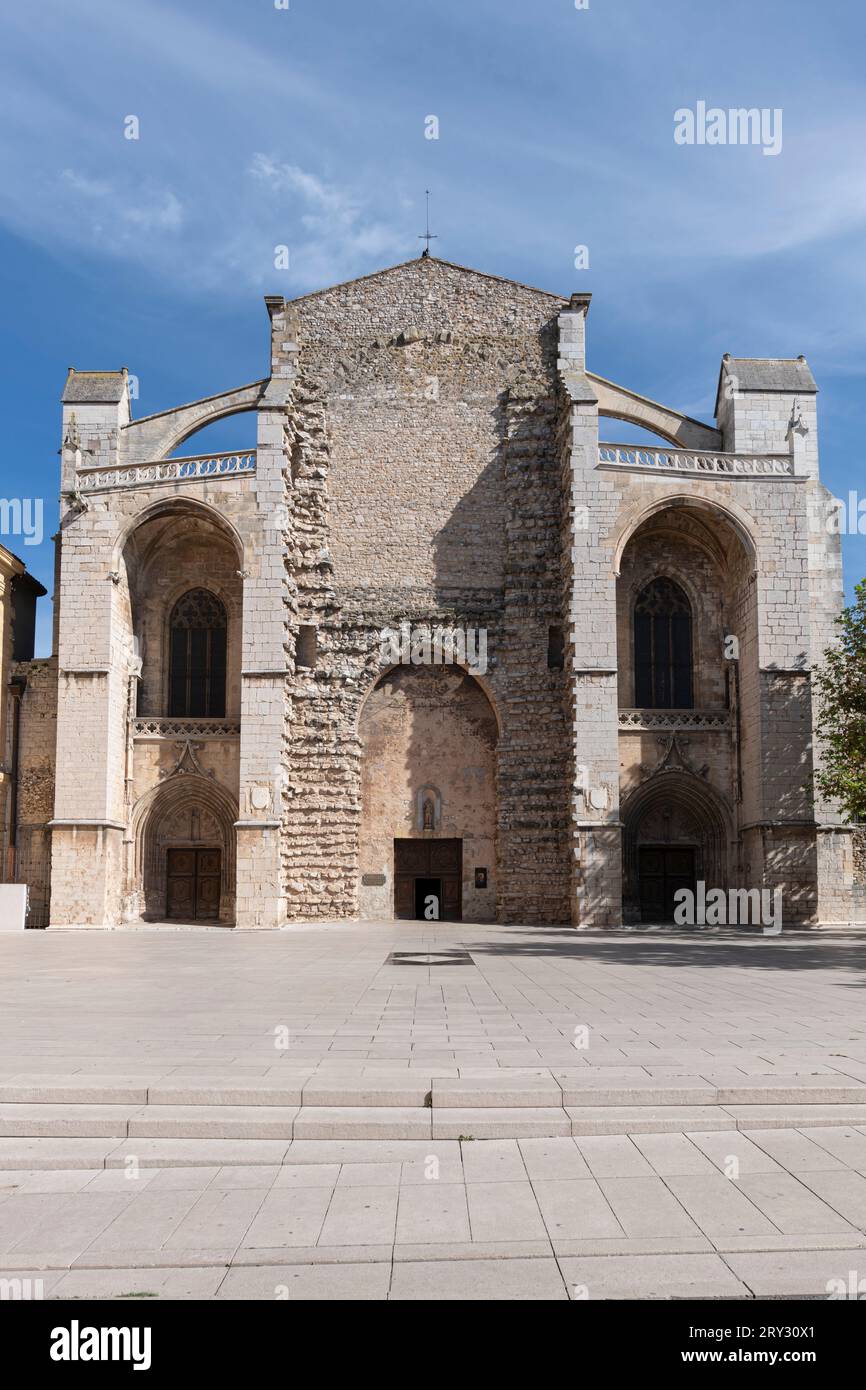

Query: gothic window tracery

[634,577,693,709]
[168,588,227,718]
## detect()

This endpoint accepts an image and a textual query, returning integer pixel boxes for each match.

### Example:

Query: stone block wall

[10,656,57,926]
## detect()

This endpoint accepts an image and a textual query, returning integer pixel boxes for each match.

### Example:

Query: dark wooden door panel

[395,876,415,920]
[393,840,463,921]
[166,847,222,921]
[639,846,696,923]
[430,841,461,873]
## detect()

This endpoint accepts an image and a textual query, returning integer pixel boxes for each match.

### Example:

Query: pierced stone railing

[78,451,257,492]
[132,718,241,739]
[619,709,731,732]
[598,444,793,477]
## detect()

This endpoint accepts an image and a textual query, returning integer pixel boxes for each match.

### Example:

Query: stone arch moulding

[620,770,733,923]
[113,496,246,571]
[353,658,504,740]
[128,772,239,924]
[611,494,759,579]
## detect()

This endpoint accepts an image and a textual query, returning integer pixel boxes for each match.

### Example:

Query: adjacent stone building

[8,256,855,927]
[0,542,47,916]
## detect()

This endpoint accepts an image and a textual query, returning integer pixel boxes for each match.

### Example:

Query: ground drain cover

[387,951,473,966]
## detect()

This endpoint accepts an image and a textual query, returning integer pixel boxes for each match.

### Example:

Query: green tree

[814,580,866,821]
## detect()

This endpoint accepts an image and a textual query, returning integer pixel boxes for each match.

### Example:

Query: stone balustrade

[599,443,793,477]
[77,451,257,492]
[618,709,731,732]
[132,718,241,739]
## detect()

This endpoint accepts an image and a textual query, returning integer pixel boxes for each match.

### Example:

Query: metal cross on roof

[419,190,438,257]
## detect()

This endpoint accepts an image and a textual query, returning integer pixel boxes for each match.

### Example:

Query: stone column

[717,355,850,923]
[234,299,295,928]
[558,296,622,926]
[49,375,131,926]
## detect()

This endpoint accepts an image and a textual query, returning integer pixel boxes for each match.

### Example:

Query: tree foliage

[814,580,866,821]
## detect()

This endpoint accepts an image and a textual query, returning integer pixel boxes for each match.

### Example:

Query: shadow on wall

[428,367,571,925]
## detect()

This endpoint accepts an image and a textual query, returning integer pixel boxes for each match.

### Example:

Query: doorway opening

[415,878,441,919]
[394,839,462,921]
[166,847,222,921]
[638,846,696,923]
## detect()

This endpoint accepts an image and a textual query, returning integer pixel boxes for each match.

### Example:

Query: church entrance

[394,839,462,921]
[638,846,696,923]
[166,847,222,921]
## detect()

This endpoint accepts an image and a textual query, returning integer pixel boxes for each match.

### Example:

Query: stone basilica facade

[4,257,855,928]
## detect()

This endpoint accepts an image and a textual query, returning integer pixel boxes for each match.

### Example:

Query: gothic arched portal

[357,664,499,923]
[129,772,238,923]
[621,771,731,924]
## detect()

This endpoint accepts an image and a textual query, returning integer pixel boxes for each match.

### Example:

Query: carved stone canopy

[161,740,214,781]
[640,733,709,781]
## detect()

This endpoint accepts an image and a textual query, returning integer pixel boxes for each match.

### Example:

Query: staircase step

[128,1106,299,1139]
[1,1076,865,1111]
[0,1104,137,1138]
[0,1098,864,1164]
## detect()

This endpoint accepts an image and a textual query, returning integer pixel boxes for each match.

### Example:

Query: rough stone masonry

[9,256,853,928]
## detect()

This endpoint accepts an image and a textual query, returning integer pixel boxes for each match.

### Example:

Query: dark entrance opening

[394,839,462,921]
[638,846,696,923]
[166,847,221,921]
[415,878,441,919]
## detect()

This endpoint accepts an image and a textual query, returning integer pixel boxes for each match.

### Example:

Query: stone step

[2,1076,866,1110]
[0,1100,865,1154]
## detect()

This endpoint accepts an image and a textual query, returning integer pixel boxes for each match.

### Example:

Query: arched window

[634,577,693,709]
[168,589,227,718]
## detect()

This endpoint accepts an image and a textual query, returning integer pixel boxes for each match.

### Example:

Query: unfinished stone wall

[279,258,572,923]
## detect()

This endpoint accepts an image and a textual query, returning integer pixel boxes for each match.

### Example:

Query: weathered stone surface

[5,255,850,927]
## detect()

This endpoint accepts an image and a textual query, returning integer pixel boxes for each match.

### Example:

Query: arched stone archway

[357,664,499,922]
[621,770,732,923]
[128,771,238,923]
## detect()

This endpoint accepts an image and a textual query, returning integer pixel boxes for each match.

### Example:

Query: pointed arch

[113,495,245,569]
[611,494,758,578]
[633,576,694,709]
[131,772,238,922]
[168,588,228,718]
[620,771,733,923]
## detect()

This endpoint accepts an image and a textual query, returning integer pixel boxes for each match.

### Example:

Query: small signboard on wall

[474,868,488,889]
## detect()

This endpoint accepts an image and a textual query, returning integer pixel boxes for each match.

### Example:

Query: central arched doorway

[357,663,499,922]
[621,772,731,923]
[131,772,238,923]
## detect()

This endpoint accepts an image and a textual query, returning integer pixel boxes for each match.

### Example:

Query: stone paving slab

[3,927,866,1092]
[2,927,866,1296]
[558,1252,749,1300]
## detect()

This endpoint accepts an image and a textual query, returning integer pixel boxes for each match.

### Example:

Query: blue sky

[1,0,865,654]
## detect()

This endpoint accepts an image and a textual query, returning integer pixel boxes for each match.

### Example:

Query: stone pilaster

[234,299,295,928]
[558,297,622,925]
[49,373,131,926]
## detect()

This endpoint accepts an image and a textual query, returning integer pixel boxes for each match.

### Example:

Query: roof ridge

[284,256,569,305]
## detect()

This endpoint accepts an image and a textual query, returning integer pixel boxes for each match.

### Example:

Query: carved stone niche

[416,786,441,832]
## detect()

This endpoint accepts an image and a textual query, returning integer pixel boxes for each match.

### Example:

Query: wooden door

[638,847,695,923]
[394,839,463,921]
[166,848,221,921]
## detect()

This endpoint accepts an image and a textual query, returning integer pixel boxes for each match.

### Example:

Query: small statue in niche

[422,797,435,830]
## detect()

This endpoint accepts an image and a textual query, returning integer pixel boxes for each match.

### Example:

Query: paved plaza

[3,922,866,1298]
